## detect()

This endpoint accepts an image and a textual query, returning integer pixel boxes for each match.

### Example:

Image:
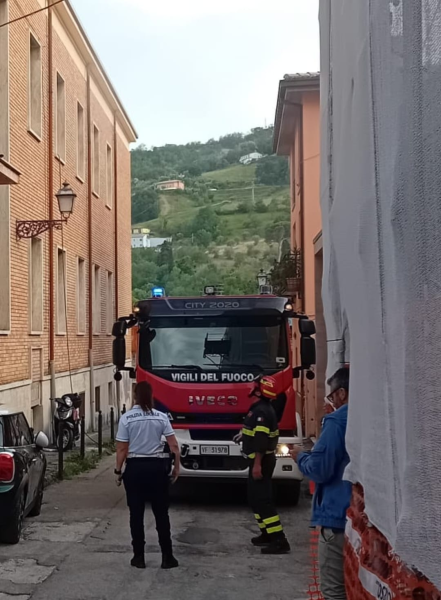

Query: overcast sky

[71,0,320,147]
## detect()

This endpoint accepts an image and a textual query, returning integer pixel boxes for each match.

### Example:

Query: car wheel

[0,491,26,544]
[28,475,45,517]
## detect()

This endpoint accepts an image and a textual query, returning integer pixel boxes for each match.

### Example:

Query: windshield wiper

[151,365,203,371]
[207,363,265,372]
[170,365,203,372]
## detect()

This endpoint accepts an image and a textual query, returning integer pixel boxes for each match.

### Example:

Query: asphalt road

[0,456,313,600]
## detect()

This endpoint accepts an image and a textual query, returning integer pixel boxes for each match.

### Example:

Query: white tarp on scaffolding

[320,0,441,588]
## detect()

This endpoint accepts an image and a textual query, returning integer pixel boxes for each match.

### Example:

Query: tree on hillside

[224,149,243,165]
[264,219,291,244]
[219,133,243,149]
[245,127,274,155]
[132,188,160,224]
[131,126,276,184]
[176,256,195,275]
[195,229,212,247]
[255,155,289,185]
[189,206,220,240]
[157,241,174,270]
[238,141,256,155]
[255,199,269,213]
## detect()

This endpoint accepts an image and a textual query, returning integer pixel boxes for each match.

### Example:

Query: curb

[44,447,115,489]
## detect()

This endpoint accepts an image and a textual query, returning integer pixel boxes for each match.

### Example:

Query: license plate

[200,445,229,455]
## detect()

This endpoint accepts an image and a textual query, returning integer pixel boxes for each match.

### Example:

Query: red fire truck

[112,289,316,504]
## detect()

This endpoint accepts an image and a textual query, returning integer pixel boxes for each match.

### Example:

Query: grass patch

[103,440,116,454]
[62,451,100,480]
[201,163,256,183]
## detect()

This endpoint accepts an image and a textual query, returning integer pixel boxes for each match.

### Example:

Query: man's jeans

[318,527,347,600]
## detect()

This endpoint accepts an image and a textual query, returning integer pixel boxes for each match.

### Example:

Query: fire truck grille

[181,455,248,472]
[189,429,239,441]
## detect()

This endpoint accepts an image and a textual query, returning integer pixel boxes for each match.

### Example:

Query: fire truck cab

[112,292,316,505]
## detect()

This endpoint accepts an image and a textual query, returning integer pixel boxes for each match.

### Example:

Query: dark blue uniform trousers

[123,458,173,557]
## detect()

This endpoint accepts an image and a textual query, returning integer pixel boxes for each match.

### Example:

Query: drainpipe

[284,99,307,433]
[48,2,56,434]
[113,113,121,418]
[298,105,307,435]
[87,69,95,431]
[283,100,306,307]
[113,114,119,319]
[298,106,306,310]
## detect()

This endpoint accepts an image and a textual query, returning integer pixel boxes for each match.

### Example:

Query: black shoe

[131,554,146,569]
[251,533,272,547]
[261,537,291,555]
[161,555,179,569]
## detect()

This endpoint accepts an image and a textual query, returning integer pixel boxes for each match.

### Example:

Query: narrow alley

[0,457,311,600]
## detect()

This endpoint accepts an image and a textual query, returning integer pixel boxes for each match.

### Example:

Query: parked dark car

[0,411,49,544]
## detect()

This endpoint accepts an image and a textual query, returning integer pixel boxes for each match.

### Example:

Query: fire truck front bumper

[174,431,304,482]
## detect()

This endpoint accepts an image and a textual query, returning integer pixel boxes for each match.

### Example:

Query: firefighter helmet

[259,376,278,399]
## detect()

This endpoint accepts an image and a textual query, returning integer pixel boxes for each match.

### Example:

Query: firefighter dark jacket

[242,399,279,458]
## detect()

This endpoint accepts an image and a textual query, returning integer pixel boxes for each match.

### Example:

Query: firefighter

[240,376,291,554]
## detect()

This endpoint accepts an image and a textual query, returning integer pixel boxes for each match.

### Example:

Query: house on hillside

[131,228,150,249]
[131,228,171,249]
[239,152,264,165]
[156,179,185,191]
[148,237,172,249]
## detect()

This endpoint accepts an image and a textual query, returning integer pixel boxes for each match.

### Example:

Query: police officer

[240,376,291,554]
[115,381,180,569]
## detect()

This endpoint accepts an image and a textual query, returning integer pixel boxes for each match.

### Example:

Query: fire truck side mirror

[300,336,316,369]
[298,318,316,371]
[298,318,316,337]
[112,320,127,337]
[145,328,156,343]
[113,336,126,370]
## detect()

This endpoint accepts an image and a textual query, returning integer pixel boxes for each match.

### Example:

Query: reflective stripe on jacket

[242,399,279,458]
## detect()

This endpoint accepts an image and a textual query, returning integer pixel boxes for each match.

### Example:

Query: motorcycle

[53,393,82,451]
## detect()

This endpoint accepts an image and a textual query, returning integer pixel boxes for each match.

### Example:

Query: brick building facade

[0,0,136,435]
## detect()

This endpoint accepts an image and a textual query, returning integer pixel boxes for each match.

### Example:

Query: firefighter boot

[131,554,146,569]
[131,541,146,568]
[161,554,179,569]
[251,532,272,546]
[261,536,291,555]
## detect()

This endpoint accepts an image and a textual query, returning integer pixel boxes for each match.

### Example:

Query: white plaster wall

[0,363,132,439]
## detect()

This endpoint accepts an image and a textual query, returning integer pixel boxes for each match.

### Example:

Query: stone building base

[0,364,132,439]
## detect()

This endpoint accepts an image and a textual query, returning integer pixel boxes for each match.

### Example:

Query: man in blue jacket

[291,367,351,600]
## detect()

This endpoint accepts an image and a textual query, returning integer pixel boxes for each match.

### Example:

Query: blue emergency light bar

[152,287,165,298]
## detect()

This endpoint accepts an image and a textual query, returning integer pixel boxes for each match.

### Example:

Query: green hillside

[131,127,290,300]
[201,164,256,184]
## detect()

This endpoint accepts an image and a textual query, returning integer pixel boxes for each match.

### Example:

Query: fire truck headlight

[276,444,291,458]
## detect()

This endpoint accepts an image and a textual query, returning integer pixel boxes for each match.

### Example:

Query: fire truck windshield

[139,315,288,373]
